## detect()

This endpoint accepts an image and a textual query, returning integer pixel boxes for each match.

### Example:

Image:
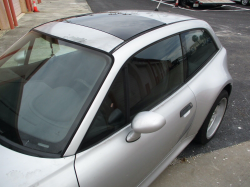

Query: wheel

[242,0,249,5]
[195,90,228,144]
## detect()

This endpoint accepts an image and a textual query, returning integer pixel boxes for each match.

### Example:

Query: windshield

[0,31,112,155]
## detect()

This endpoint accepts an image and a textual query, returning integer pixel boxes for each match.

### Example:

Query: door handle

[180,103,193,117]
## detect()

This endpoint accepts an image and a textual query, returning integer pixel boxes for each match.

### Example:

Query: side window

[78,69,126,151]
[78,35,184,151]
[128,35,184,117]
[180,30,218,76]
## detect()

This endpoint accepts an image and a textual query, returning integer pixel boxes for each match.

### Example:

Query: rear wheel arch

[223,83,232,96]
[194,90,229,144]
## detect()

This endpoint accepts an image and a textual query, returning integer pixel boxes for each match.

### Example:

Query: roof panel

[111,10,194,24]
[34,22,124,52]
[64,13,166,40]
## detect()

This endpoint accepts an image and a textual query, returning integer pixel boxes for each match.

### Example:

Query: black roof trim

[109,24,167,54]
[64,12,166,40]
[110,19,198,54]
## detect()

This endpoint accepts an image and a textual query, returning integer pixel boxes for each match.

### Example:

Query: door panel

[75,85,196,187]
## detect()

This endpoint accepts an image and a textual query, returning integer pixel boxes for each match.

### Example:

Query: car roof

[64,13,165,40]
[34,10,195,53]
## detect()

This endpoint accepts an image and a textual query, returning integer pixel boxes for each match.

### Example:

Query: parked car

[0,10,232,187]
[233,0,249,5]
[179,0,235,7]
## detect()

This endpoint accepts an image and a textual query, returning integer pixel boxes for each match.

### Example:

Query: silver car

[0,10,232,187]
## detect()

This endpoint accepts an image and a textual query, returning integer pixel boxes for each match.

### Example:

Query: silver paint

[0,145,78,187]
[71,19,231,186]
[186,47,232,137]
[34,22,124,52]
[138,134,196,187]
[75,84,196,186]
[127,111,166,142]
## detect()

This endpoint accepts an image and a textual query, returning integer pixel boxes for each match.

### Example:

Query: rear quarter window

[180,30,218,77]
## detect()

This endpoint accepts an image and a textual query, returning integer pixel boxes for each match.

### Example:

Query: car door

[75,34,197,187]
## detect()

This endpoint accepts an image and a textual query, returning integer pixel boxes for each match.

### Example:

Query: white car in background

[233,0,249,5]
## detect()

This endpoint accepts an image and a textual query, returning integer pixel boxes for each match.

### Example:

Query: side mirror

[126,111,166,142]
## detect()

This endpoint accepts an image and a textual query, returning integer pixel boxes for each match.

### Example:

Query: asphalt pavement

[150,141,250,187]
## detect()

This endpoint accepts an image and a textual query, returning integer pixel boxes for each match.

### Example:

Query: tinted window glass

[180,30,218,76]
[78,70,126,151]
[0,31,112,154]
[128,35,184,117]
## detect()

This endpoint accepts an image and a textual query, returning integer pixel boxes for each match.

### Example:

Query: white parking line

[152,0,250,11]
[152,0,176,7]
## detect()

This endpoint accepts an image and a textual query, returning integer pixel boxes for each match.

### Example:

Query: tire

[195,90,228,144]
[242,0,249,5]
